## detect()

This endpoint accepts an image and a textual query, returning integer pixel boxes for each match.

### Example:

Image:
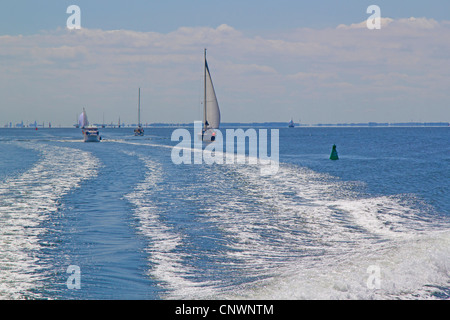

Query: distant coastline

[219,121,449,128]
[146,121,450,128]
[2,121,449,129]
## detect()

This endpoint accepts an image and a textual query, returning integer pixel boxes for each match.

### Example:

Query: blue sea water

[0,126,448,300]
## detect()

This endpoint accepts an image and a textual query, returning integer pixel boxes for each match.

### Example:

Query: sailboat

[75,114,80,128]
[134,88,144,136]
[288,118,295,128]
[198,49,221,142]
[79,108,101,142]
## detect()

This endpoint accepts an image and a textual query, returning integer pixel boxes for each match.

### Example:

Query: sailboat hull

[198,129,217,142]
[134,127,144,136]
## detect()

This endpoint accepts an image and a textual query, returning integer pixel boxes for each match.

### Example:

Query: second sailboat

[199,49,221,142]
[134,88,144,136]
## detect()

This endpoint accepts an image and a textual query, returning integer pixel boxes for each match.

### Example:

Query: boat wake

[120,140,450,300]
[0,142,99,299]
[123,151,223,298]
[213,163,450,300]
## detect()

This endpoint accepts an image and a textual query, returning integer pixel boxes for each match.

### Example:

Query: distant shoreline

[214,122,450,128]
[2,121,448,129]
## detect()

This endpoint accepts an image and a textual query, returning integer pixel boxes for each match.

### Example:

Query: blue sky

[2,0,450,34]
[1,1,449,126]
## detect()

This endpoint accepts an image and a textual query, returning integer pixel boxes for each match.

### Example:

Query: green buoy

[330,144,339,160]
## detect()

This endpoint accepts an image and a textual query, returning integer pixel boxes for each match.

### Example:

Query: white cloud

[396,17,440,29]
[336,17,439,30]
[287,72,337,81]
[1,19,449,125]
[337,17,394,30]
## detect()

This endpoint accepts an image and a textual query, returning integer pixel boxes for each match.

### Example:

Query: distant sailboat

[79,108,101,142]
[288,118,295,128]
[75,114,80,128]
[199,49,221,142]
[134,88,144,136]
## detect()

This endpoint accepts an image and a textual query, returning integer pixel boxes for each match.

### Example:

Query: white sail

[204,58,220,129]
[78,108,89,128]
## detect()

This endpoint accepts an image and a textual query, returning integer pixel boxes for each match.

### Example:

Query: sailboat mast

[203,48,207,131]
[138,87,141,127]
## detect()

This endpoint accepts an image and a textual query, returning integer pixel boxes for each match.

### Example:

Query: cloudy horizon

[1,2,449,127]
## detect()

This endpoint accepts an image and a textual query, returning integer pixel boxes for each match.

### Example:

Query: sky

[1,0,449,126]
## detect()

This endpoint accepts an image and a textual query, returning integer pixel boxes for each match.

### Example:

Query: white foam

[118,140,449,300]
[0,142,99,299]
[210,163,450,300]
[123,152,220,299]
[229,230,450,300]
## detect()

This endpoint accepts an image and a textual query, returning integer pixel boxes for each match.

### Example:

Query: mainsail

[78,108,89,128]
[204,50,220,130]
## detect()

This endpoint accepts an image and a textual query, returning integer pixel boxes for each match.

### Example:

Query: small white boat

[79,108,101,142]
[134,88,144,136]
[198,49,221,142]
[82,126,101,142]
[288,118,295,128]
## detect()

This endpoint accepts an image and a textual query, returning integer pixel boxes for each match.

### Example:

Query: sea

[0,126,448,300]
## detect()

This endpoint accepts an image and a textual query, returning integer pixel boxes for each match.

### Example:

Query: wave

[119,139,450,300]
[0,142,99,299]
[214,163,450,300]
[123,151,223,299]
